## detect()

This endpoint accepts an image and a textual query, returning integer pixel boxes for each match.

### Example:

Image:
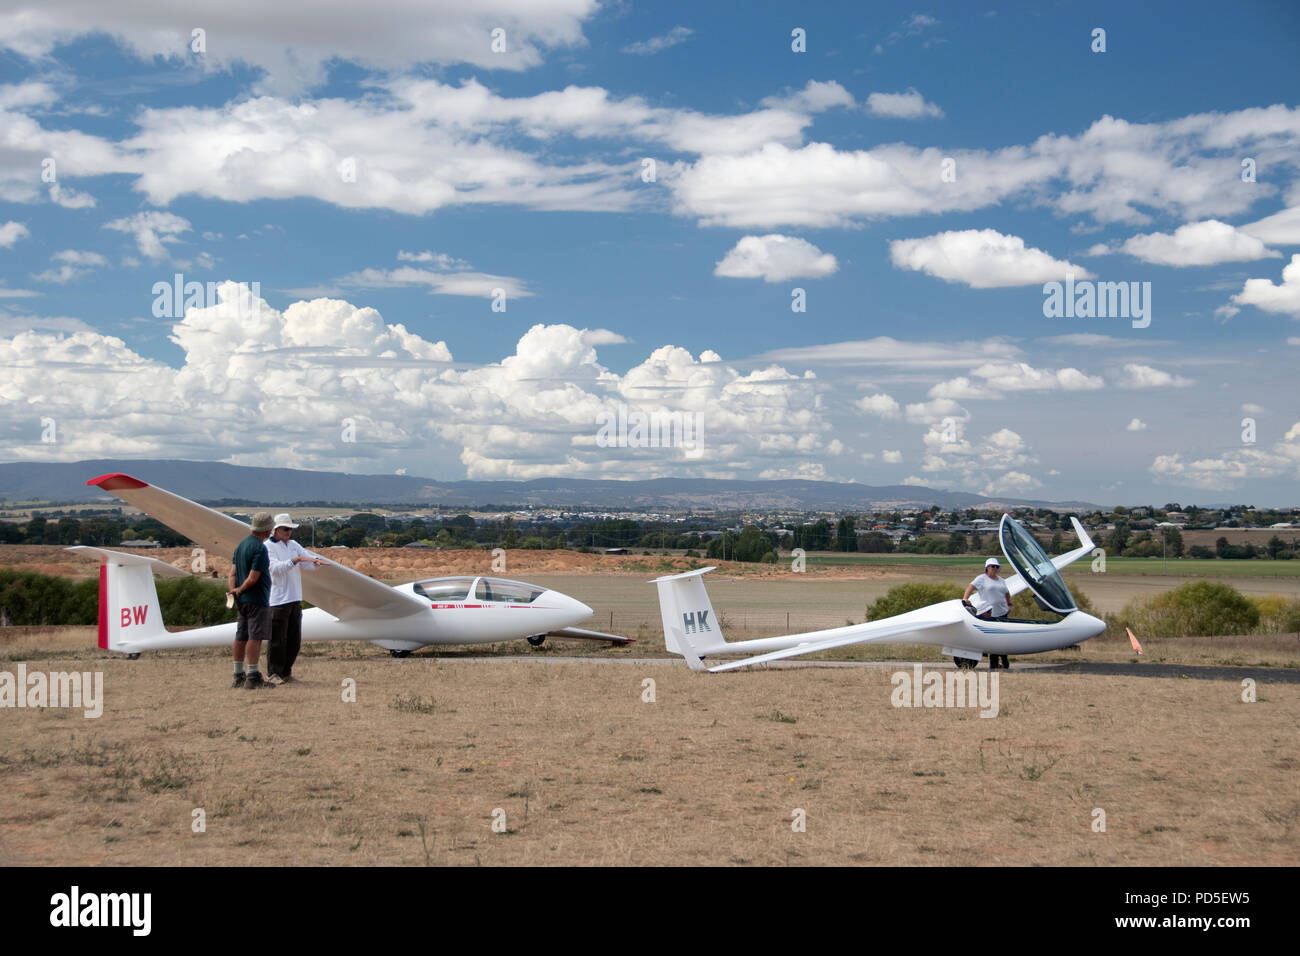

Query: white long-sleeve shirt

[264,537,321,606]
[969,573,1011,617]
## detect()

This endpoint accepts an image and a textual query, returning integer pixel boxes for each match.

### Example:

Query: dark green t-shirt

[233,535,270,606]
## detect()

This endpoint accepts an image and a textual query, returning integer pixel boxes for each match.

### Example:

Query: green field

[803,553,1300,578]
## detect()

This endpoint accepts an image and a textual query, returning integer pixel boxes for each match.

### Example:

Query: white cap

[985,557,1000,567]
[272,512,299,530]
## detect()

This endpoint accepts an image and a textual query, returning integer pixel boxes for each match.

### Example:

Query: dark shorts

[236,602,271,643]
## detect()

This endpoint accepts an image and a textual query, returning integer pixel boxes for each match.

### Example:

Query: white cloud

[714,234,838,282]
[855,393,901,419]
[983,471,1041,497]
[866,89,943,119]
[761,81,855,113]
[1114,363,1194,388]
[905,397,969,425]
[0,284,843,479]
[1241,205,1300,245]
[755,335,1018,368]
[30,248,107,283]
[963,361,1105,393]
[1230,253,1300,316]
[0,221,29,247]
[1119,219,1280,266]
[622,26,692,56]
[889,229,1093,288]
[49,182,95,208]
[882,450,903,464]
[1126,418,1148,431]
[103,211,191,260]
[0,0,599,94]
[1150,424,1300,491]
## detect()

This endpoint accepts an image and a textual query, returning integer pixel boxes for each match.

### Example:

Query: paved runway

[409,654,1300,683]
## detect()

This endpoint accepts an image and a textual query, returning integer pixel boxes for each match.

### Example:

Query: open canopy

[999,514,1077,614]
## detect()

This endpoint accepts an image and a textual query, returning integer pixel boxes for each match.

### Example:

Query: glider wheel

[527,634,547,647]
[953,656,978,671]
[127,653,140,661]
[389,649,412,658]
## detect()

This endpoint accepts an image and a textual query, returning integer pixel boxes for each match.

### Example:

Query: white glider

[652,514,1105,672]
[74,472,632,657]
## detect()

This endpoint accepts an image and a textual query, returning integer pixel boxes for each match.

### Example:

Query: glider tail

[66,547,186,653]
[651,567,728,670]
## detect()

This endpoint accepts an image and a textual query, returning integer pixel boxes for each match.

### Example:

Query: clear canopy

[413,576,545,604]
[999,515,1077,613]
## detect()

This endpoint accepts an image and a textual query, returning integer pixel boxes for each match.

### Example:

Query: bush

[1008,585,1100,622]
[1250,595,1300,634]
[0,569,235,627]
[866,582,962,621]
[1119,580,1261,638]
[156,577,237,626]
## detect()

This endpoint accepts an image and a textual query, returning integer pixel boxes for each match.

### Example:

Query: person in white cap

[264,512,326,684]
[963,556,1012,669]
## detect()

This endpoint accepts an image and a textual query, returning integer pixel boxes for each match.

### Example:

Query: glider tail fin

[651,567,728,669]
[67,547,184,653]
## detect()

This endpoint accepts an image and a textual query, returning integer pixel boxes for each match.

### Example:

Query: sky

[1,0,1298,506]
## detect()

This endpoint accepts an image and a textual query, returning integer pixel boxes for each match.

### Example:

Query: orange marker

[1126,627,1143,655]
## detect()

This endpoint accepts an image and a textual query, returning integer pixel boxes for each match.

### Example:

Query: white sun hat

[272,513,300,530]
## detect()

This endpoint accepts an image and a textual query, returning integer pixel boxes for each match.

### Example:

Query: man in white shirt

[964,556,1012,670]
[264,513,325,684]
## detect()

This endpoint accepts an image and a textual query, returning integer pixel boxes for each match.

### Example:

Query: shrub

[1119,580,1261,638]
[866,582,963,621]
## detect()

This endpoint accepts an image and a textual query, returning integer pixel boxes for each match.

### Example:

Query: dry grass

[1,640,1296,866]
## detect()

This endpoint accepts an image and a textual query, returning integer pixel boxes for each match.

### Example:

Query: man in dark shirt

[227,513,275,689]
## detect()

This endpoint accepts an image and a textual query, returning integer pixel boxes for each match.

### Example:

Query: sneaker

[244,673,273,690]
[231,673,246,688]
[265,674,285,687]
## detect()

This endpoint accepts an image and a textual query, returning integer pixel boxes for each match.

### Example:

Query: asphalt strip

[405,655,1300,683]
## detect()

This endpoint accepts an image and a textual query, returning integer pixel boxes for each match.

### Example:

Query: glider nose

[1072,611,1107,642]
[547,590,593,623]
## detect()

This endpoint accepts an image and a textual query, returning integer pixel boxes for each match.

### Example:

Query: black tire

[389,649,412,658]
[526,634,546,647]
[127,653,140,660]
[953,656,979,670]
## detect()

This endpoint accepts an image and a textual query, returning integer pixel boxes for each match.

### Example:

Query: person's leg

[285,603,302,677]
[267,604,287,679]
[244,605,273,688]
[232,605,249,686]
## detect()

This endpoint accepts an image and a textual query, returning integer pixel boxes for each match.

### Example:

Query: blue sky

[1,0,1298,505]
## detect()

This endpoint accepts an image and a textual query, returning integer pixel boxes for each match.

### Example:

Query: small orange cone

[1127,627,1143,655]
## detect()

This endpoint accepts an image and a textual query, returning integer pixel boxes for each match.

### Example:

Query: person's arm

[267,543,296,576]
[293,540,326,569]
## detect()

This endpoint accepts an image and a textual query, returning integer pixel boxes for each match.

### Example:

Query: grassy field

[1,638,1296,866]
[3,557,1297,867]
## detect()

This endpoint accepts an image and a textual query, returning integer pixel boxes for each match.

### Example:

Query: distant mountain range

[0,459,1101,512]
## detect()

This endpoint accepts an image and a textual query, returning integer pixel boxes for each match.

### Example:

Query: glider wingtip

[87,472,149,490]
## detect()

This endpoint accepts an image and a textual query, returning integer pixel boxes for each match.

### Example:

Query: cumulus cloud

[882,450,903,464]
[1150,424,1300,490]
[0,284,842,479]
[0,220,29,246]
[1126,418,1148,431]
[855,393,901,419]
[622,26,692,56]
[1114,363,1194,388]
[1230,253,1300,316]
[866,89,943,119]
[1119,219,1280,266]
[889,229,1093,288]
[714,234,838,282]
[761,80,855,113]
[103,211,191,259]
